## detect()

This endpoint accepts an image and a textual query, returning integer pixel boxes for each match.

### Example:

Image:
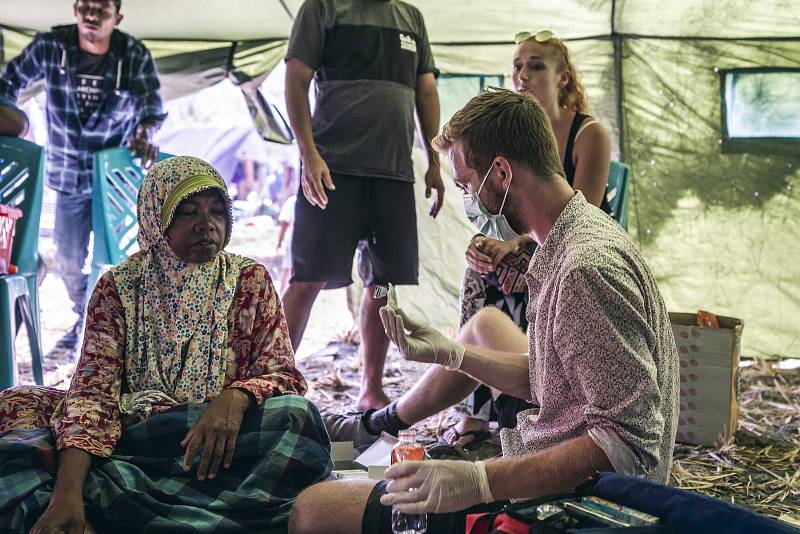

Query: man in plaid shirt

[0,0,165,350]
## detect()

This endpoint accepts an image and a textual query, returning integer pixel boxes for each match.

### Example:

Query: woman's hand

[465,236,522,274]
[30,494,86,534]
[181,388,252,481]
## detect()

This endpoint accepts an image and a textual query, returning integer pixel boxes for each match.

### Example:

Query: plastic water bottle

[391,429,427,534]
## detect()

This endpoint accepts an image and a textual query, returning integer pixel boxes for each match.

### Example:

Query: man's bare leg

[289,480,379,534]
[282,281,326,350]
[356,285,391,410]
[394,307,528,427]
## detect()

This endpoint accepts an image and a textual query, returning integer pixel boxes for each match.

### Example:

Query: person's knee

[457,306,510,345]
[289,484,327,534]
[289,480,374,534]
[260,396,329,443]
[278,395,323,426]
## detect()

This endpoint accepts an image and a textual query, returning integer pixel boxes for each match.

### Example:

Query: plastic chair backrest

[0,136,45,277]
[606,160,630,231]
[92,148,172,268]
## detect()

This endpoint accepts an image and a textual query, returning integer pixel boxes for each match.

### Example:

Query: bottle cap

[398,429,417,440]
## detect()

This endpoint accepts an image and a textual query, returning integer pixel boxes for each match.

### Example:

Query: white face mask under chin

[462,164,521,241]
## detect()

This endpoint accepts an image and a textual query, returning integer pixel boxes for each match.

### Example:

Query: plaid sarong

[0,395,332,533]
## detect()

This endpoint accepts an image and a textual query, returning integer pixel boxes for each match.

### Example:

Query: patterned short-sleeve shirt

[500,192,679,484]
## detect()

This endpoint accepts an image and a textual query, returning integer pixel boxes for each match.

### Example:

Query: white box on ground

[356,432,398,470]
[331,433,399,481]
[331,440,355,463]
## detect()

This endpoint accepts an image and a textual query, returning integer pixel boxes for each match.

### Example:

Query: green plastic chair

[606,161,630,231]
[88,148,172,296]
[0,135,44,389]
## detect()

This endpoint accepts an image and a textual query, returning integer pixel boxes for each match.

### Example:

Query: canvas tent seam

[278,0,294,21]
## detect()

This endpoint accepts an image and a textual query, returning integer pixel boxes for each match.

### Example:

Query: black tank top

[563,112,612,214]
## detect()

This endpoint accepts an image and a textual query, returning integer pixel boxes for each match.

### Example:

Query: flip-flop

[426,442,470,460]
[439,428,493,450]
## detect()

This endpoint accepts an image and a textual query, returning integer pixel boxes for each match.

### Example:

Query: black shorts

[362,480,508,534]
[291,173,419,289]
[472,388,533,430]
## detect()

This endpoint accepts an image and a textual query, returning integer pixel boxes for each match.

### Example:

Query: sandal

[439,428,493,450]
[426,442,470,460]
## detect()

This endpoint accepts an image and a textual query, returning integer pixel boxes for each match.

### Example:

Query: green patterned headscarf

[112,156,252,412]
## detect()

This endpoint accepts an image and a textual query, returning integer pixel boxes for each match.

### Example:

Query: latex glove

[379,305,466,370]
[387,283,398,311]
[380,460,494,514]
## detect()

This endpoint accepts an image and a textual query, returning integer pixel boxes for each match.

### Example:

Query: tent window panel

[438,75,503,131]
[720,69,800,156]
[725,70,800,138]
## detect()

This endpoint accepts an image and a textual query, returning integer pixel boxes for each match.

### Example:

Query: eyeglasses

[514,30,555,44]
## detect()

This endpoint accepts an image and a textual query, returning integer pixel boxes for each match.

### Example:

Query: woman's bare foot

[441,416,491,448]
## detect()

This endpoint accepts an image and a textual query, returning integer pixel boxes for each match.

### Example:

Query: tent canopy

[3,0,800,41]
[2,1,799,358]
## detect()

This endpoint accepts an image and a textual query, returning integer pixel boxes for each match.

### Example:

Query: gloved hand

[379,305,466,370]
[380,460,494,514]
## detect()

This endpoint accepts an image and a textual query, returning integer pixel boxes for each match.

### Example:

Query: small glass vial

[391,430,427,534]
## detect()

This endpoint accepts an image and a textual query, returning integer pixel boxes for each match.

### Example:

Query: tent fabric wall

[2,1,799,356]
[431,39,621,159]
[615,0,800,38]
[623,38,800,357]
[0,27,286,100]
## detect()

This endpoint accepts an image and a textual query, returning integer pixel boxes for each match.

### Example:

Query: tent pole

[279,0,294,20]
[611,0,642,243]
[611,0,624,163]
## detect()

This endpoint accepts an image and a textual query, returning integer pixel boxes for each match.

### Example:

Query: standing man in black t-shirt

[0,0,165,352]
[284,0,444,411]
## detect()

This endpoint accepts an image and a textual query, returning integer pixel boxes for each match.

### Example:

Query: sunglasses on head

[514,30,555,44]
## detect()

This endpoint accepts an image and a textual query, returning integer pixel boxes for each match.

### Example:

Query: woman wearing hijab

[0,156,332,533]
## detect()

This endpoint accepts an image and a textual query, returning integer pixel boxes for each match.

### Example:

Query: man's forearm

[459,345,532,400]
[415,86,441,168]
[51,447,92,503]
[285,77,318,160]
[485,433,613,501]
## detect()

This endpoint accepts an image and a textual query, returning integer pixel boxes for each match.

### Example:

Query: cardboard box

[669,312,743,447]
[331,433,398,481]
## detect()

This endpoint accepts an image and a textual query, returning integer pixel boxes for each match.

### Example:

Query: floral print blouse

[48,263,306,457]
